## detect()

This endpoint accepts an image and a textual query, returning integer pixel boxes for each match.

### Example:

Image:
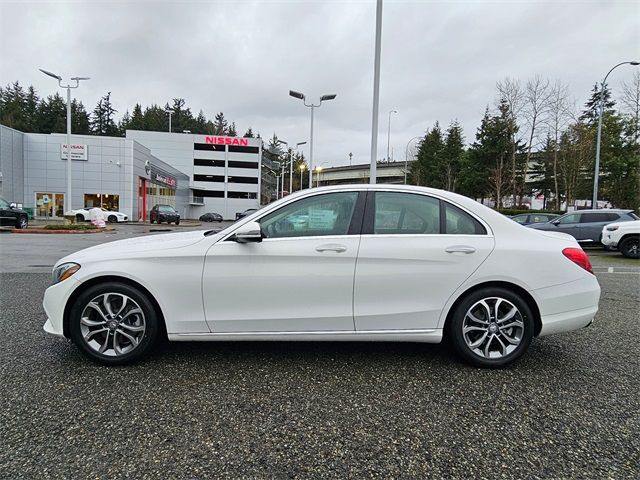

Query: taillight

[562,247,593,274]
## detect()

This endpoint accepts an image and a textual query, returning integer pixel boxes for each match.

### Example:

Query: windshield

[159,206,176,212]
[0,197,9,208]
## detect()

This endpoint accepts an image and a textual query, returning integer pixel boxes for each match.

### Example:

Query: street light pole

[370,0,383,184]
[387,109,397,162]
[289,90,336,188]
[299,164,306,190]
[404,135,421,184]
[592,60,639,209]
[165,108,174,133]
[40,69,89,214]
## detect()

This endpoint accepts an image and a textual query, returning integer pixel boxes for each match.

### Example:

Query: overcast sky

[1,0,638,167]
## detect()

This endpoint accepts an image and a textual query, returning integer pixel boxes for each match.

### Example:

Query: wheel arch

[619,232,640,244]
[63,275,167,339]
[442,281,542,338]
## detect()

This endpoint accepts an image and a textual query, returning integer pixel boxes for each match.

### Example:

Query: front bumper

[600,232,617,248]
[42,277,81,338]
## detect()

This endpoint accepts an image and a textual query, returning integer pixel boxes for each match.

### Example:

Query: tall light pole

[387,109,397,162]
[592,60,639,208]
[289,90,336,188]
[315,162,329,188]
[40,69,89,214]
[369,0,383,184]
[404,135,421,184]
[165,108,174,133]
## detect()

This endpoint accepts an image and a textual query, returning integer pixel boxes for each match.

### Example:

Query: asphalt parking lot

[1,228,639,479]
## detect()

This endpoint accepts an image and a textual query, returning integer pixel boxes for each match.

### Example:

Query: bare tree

[620,71,640,148]
[521,75,553,201]
[496,78,525,204]
[545,81,573,209]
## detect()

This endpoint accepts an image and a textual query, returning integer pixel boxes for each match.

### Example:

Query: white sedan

[43,185,600,367]
[72,207,128,223]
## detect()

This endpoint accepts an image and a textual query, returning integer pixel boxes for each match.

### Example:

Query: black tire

[108,215,117,223]
[619,236,640,259]
[16,215,28,229]
[175,219,180,225]
[75,214,84,222]
[449,287,535,368]
[69,282,161,365]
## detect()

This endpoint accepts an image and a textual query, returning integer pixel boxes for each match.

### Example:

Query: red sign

[205,136,249,146]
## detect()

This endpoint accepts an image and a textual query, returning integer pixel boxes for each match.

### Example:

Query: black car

[235,208,258,220]
[150,204,180,225]
[0,196,28,229]
[199,212,223,222]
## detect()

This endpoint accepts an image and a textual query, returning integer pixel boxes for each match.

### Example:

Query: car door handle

[445,245,476,254]
[315,244,347,253]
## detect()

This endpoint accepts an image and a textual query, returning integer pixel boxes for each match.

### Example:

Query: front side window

[374,192,440,234]
[558,213,580,224]
[511,215,529,224]
[260,191,359,239]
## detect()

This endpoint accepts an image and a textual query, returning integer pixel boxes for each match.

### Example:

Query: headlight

[606,225,619,231]
[52,262,81,285]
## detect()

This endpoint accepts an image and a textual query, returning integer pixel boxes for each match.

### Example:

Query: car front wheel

[16,215,28,229]
[69,282,160,365]
[619,236,640,259]
[449,287,534,368]
[108,215,117,223]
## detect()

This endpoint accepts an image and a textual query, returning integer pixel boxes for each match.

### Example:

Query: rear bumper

[535,275,601,336]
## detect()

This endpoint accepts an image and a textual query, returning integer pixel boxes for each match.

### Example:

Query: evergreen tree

[441,120,465,191]
[128,104,145,130]
[71,99,91,134]
[167,98,193,133]
[91,92,118,135]
[243,127,255,138]
[37,93,67,133]
[0,81,28,131]
[228,121,238,137]
[212,112,228,135]
[24,86,40,132]
[192,110,208,134]
[410,123,444,186]
[580,83,615,125]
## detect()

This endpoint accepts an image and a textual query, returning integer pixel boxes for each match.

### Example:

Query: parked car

[43,185,600,368]
[235,208,258,220]
[72,207,128,223]
[601,220,640,259]
[199,212,223,223]
[510,213,560,226]
[527,209,638,244]
[150,204,180,224]
[0,196,28,229]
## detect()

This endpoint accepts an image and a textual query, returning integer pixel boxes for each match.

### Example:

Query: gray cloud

[1,0,638,167]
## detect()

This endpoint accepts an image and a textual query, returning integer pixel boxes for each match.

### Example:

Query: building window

[194,174,225,183]
[194,159,225,167]
[228,160,259,169]
[84,194,120,211]
[35,192,65,218]
[228,191,258,199]
[228,145,259,154]
[194,143,225,152]
[191,189,224,198]
[227,176,259,184]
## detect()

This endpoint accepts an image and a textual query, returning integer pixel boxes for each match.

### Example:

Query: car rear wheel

[16,215,28,229]
[619,236,640,259]
[449,287,534,368]
[75,214,84,222]
[69,282,160,365]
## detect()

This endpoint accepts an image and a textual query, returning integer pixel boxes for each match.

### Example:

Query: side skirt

[168,329,443,343]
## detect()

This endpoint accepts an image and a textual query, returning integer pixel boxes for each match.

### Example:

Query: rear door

[353,191,494,331]
[579,212,624,242]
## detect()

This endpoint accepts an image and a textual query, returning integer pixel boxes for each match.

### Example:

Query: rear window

[627,212,639,220]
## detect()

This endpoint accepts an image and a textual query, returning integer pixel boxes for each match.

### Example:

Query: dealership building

[0,125,262,220]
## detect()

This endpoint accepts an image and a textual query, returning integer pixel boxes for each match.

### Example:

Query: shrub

[42,224,99,231]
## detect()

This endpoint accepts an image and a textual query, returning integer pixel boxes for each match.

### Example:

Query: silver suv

[527,209,638,244]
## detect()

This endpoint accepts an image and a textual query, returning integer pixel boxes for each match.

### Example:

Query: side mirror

[234,221,262,243]
[551,220,561,226]
[9,202,17,209]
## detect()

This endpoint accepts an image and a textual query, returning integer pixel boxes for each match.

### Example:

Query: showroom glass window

[260,192,359,239]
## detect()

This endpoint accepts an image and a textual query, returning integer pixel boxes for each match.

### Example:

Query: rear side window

[443,202,486,235]
[373,192,440,234]
[627,212,639,220]
[581,212,619,223]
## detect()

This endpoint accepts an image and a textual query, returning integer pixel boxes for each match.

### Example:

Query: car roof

[563,209,632,214]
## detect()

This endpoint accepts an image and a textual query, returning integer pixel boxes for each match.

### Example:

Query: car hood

[55,230,219,267]
[604,219,640,230]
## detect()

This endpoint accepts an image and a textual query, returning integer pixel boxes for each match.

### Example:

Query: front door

[354,191,495,331]
[553,212,583,240]
[202,191,364,333]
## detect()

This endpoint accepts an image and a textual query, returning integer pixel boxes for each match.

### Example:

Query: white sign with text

[61,144,88,160]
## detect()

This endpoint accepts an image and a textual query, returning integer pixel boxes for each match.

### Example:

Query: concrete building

[0,125,263,220]
[316,161,412,186]
[0,124,189,220]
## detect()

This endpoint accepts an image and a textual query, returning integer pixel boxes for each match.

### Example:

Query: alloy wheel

[18,217,28,229]
[462,297,525,359]
[79,293,146,357]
